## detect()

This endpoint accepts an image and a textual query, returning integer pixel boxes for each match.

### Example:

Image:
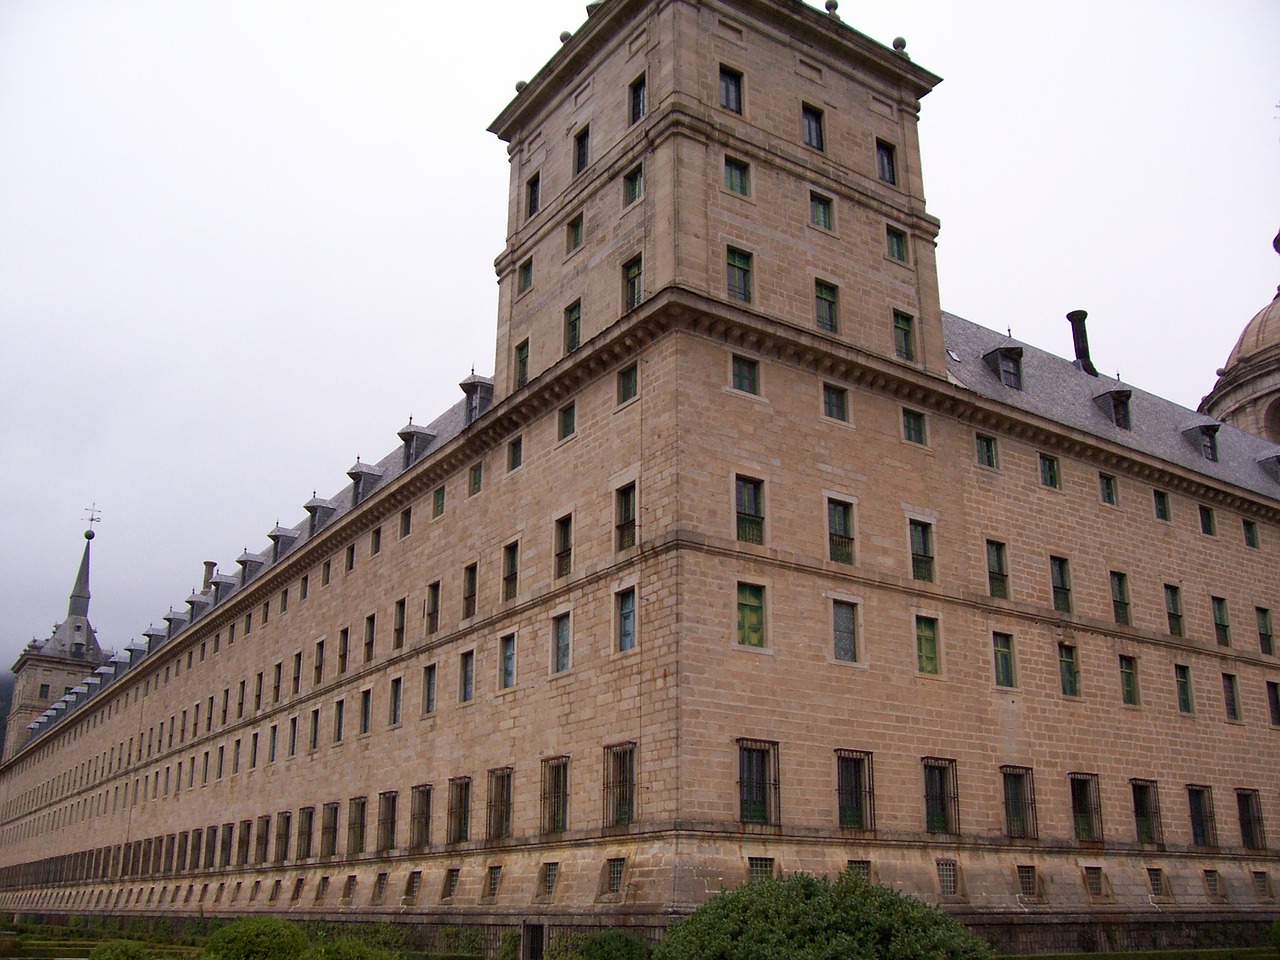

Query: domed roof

[1223,291,1280,369]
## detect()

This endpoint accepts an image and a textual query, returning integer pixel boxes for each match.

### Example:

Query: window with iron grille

[828,499,853,563]
[409,785,431,849]
[1069,773,1102,842]
[836,749,874,830]
[604,742,636,827]
[923,758,958,834]
[736,476,764,543]
[846,860,871,881]
[1017,865,1039,898]
[916,616,939,675]
[447,778,471,844]
[375,791,396,853]
[1049,556,1071,613]
[832,600,858,663]
[540,862,559,896]
[485,767,512,841]
[747,857,775,883]
[992,633,1015,687]
[908,519,933,581]
[1119,655,1139,706]
[606,857,627,893]
[738,739,779,825]
[553,614,571,673]
[1130,778,1163,845]
[1204,868,1225,899]
[275,812,291,863]
[1083,866,1105,898]
[1253,871,1273,900]
[1147,867,1167,897]
[541,756,570,834]
[986,539,1008,598]
[616,483,637,550]
[1237,788,1266,851]
[1001,766,1037,839]
[1110,571,1130,624]
[441,868,459,899]
[731,354,759,394]
[296,807,314,860]
[346,797,366,855]
[484,865,502,899]
[462,563,477,618]
[368,872,387,905]
[555,515,572,578]
[1175,664,1194,713]
[616,588,636,652]
[1187,785,1217,847]
[936,859,959,896]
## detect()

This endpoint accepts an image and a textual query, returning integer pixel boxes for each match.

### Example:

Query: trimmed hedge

[205,919,309,960]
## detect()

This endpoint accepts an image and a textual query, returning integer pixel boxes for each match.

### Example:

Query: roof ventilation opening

[1067,310,1099,377]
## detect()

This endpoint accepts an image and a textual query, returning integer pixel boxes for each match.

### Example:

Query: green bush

[552,929,649,960]
[88,941,157,960]
[312,938,401,960]
[434,928,482,955]
[205,918,309,960]
[654,869,993,960]
[1272,920,1280,952]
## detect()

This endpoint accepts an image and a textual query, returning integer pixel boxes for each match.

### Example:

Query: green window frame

[1175,664,1193,713]
[975,433,997,468]
[724,157,749,194]
[893,311,915,360]
[737,583,765,647]
[1039,453,1060,489]
[623,164,644,205]
[909,519,933,581]
[986,540,1008,598]
[902,409,926,444]
[822,383,847,421]
[1110,571,1130,624]
[1119,655,1139,705]
[1165,584,1184,636]
[1058,642,1079,697]
[727,247,752,302]
[617,363,638,404]
[815,280,838,332]
[514,339,529,389]
[731,354,758,394]
[886,226,906,261]
[916,616,938,674]
[1212,596,1230,645]
[810,192,833,229]
[564,301,581,353]
[992,632,1015,687]
[1050,556,1071,613]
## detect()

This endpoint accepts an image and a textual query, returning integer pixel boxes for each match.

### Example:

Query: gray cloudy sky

[1,0,1277,670]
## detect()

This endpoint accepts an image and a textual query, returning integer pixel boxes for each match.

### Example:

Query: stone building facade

[2,0,1279,953]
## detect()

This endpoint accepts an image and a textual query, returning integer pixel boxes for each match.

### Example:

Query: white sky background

[0,0,1277,668]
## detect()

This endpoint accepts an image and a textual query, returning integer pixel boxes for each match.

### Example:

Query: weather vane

[83,503,102,527]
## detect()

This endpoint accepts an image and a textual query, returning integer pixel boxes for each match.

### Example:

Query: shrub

[1271,919,1280,953]
[312,937,400,960]
[205,918,309,960]
[654,869,993,960]
[434,927,482,955]
[495,931,521,960]
[88,941,156,960]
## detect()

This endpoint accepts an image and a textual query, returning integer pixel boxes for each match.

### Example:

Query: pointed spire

[67,528,94,619]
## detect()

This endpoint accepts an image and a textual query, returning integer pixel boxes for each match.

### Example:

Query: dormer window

[1181,421,1221,462]
[983,347,1023,390]
[1201,428,1219,462]
[1094,389,1132,430]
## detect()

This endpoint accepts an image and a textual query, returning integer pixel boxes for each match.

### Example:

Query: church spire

[67,528,94,619]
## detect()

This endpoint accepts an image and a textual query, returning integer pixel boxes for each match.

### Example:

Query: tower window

[719,66,743,114]
[801,103,824,150]
[876,139,897,184]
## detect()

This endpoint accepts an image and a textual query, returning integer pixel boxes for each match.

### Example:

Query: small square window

[893,311,915,361]
[617,363,638,404]
[1199,504,1216,536]
[573,126,590,175]
[876,139,896,184]
[727,247,752,302]
[886,226,907,262]
[815,281,838,332]
[623,164,644,205]
[1099,473,1118,505]
[810,192,833,230]
[747,857,775,883]
[801,103,824,150]
[629,75,647,124]
[719,66,743,113]
[517,258,533,293]
[822,383,848,421]
[731,354,759,394]
[566,213,583,252]
[1153,489,1171,521]
[558,402,576,440]
[975,434,998,468]
[1039,454,1060,489]
[507,436,523,471]
[725,157,749,195]
[902,409,926,444]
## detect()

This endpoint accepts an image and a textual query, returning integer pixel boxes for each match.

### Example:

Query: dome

[1222,293,1280,370]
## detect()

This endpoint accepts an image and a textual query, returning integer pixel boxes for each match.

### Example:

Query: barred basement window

[291,878,305,902]
[442,869,460,899]
[1237,788,1266,851]
[922,757,958,834]
[846,860,871,881]
[539,862,559,896]
[606,857,627,894]
[748,857,775,883]
[485,865,503,899]
[736,476,764,543]
[738,739,779,825]
[447,778,471,844]
[409,784,431,848]
[341,875,357,902]
[1147,868,1168,897]
[1083,866,1106,899]
[835,749,874,830]
[936,859,959,897]
[541,756,570,834]
[487,767,513,841]
[1131,778,1163,845]
[1188,784,1217,847]
[1253,871,1274,900]
[1001,765,1037,839]
[1069,773,1102,842]
[604,742,636,827]
[403,870,422,903]
[314,876,329,902]
[1017,865,1040,898]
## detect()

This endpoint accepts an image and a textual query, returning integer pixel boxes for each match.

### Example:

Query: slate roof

[942,311,1280,501]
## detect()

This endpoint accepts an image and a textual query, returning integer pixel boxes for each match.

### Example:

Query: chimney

[202,561,216,595]
[1067,310,1098,377]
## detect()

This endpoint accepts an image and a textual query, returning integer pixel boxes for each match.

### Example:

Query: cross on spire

[83,503,102,527]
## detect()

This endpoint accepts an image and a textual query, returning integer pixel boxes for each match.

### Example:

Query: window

[1153,488,1172,520]
[992,632,1015,687]
[731,354,759,394]
[1119,655,1139,706]
[836,749,874,830]
[364,613,376,662]
[426,582,440,635]
[923,757,958,834]
[432,485,445,517]
[975,433,998,468]
[606,857,627,893]
[616,588,637,652]
[993,348,1023,389]
[1200,427,1220,462]
[338,628,350,673]
[347,797,367,855]
[886,226,907,261]
[1001,766,1037,839]
[344,545,355,572]
[566,213,583,252]
[1165,584,1184,636]
[616,483,637,550]
[827,499,854,564]
[986,540,1008,598]
[399,507,412,539]
[1099,473,1118,505]
[563,301,581,353]
[726,247,751,302]
[1058,642,1079,697]
[573,126,589,174]
[554,515,572,577]
[393,598,405,649]
[622,163,644,205]
[724,157,749,194]
[333,700,345,742]
[499,634,516,690]
[553,613,571,673]
[908,519,933,581]
[409,785,431,848]
[832,600,858,662]
[468,462,483,496]
[487,767,513,840]
[746,857,774,884]
[623,256,643,310]
[541,756,570,834]
[389,677,402,725]
[809,192,833,229]
[617,363,638,404]
[1082,866,1106,899]
[1039,454,1060,489]
[1187,785,1217,847]
[1175,664,1194,713]
[1049,556,1071,613]
[897,410,928,448]
[1269,682,1280,726]
[738,739,779,824]
[463,563,477,618]
[1259,607,1274,655]
[629,74,647,123]
[1223,673,1240,721]
[507,436,523,471]
[891,310,915,361]
[441,868,460,899]
[502,542,519,601]
[801,103,824,149]
[1147,868,1168,898]
[525,173,540,218]
[517,258,533,293]
[1253,871,1274,900]
[376,792,396,852]
[822,383,847,421]
[369,526,382,556]
[735,476,764,543]
[1069,773,1102,842]
[1237,789,1267,851]
[737,583,765,648]
[916,616,939,675]
[422,663,436,714]
[1131,779,1163,844]
[719,66,742,113]
[1110,571,1130,624]
[814,280,838,332]
[1213,596,1231,645]
[558,402,576,440]
[459,650,474,703]
[876,139,896,184]
[446,778,470,844]
[604,742,636,826]
[1199,504,1216,536]
[1244,518,1259,548]
[1017,865,1040,899]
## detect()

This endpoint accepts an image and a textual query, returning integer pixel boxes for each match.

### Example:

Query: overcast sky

[1,0,1277,671]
